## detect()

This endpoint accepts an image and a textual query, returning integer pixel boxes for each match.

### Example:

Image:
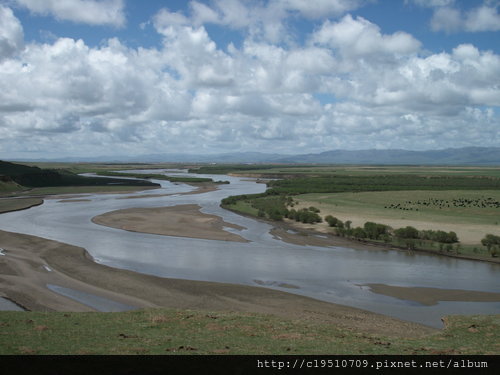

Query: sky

[0,0,499,159]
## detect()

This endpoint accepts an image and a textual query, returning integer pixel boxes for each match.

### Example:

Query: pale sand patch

[92,204,249,243]
[58,199,92,203]
[363,283,500,306]
[0,229,436,337]
[269,226,386,251]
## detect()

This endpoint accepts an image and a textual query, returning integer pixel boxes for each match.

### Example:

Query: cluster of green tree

[96,171,213,183]
[0,161,158,188]
[324,217,461,249]
[332,221,391,241]
[251,195,292,221]
[221,192,289,220]
[393,226,458,243]
[481,234,500,257]
[418,230,458,243]
[221,194,256,206]
[222,193,323,222]
[286,207,322,224]
[324,215,347,228]
[267,175,500,194]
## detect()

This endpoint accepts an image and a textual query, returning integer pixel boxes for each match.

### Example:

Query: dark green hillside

[95,171,214,183]
[0,175,23,193]
[0,161,159,189]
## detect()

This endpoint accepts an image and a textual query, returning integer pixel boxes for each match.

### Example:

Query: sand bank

[92,204,249,243]
[363,283,500,306]
[269,226,393,251]
[58,199,92,203]
[0,229,436,337]
[117,182,219,199]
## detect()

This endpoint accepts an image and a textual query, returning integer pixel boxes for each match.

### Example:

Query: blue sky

[16,0,500,53]
[0,0,499,159]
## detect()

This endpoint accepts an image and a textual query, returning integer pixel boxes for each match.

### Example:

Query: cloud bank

[0,1,499,158]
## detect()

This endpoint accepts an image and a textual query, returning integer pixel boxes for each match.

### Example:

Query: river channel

[1,169,499,328]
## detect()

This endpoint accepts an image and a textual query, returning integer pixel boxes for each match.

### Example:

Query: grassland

[0,179,23,194]
[0,198,43,214]
[295,190,500,244]
[224,200,260,216]
[297,190,500,225]
[0,309,498,355]
[193,164,500,178]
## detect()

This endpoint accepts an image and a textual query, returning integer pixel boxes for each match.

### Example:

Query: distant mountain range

[275,147,500,165]
[11,147,500,165]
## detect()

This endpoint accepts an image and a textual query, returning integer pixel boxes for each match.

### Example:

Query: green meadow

[298,190,500,227]
[0,309,498,355]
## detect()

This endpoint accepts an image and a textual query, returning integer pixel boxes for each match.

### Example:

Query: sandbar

[363,283,500,306]
[269,226,392,251]
[58,199,92,203]
[92,204,249,242]
[117,182,219,199]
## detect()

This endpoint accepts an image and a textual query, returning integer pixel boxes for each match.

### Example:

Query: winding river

[1,169,499,328]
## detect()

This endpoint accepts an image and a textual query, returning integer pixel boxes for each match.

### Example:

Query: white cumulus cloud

[311,15,421,58]
[13,0,126,27]
[430,3,500,33]
[0,5,24,61]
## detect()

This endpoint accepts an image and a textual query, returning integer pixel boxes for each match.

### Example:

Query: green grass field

[298,190,500,227]
[224,166,500,178]
[294,190,500,251]
[225,200,260,216]
[0,309,498,355]
[0,180,23,194]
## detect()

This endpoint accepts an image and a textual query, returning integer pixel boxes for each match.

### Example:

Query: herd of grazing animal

[385,197,500,211]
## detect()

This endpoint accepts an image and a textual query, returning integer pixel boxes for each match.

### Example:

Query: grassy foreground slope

[0,310,498,355]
